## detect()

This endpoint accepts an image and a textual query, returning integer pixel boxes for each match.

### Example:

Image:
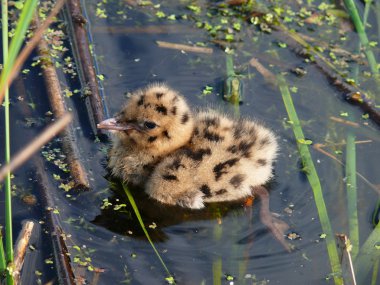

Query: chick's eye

[144,121,157,129]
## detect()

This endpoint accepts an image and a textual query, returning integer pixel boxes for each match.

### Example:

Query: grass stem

[0,226,5,274]
[343,0,379,75]
[122,184,175,284]
[345,129,359,259]
[277,74,342,285]
[1,0,13,283]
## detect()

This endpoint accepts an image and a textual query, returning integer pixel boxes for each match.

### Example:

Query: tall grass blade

[212,256,222,285]
[354,221,380,283]
[122,184,175,283]
[277,74,343,285]
[343,0,379,75]
[345,130,359,259]
[0,226,5,274]
[371,258,379,285]
[0,0,39,96]
[1,0,13,283]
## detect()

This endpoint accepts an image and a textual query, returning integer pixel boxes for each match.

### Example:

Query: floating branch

[156,40,213,54]
[65,0,105,130]
[13,221,35,284]
[33,155,76,285]
[35,16,89,189]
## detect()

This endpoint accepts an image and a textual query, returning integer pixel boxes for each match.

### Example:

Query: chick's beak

[97,118,137,131]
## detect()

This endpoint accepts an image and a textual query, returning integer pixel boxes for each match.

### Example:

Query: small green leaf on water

[334,150,342,155]
[165,276,175,284]
[187,5,201,14]
[340,112,348,117]
[278,42,287,48]
[320,233,327,239]
[374,242,380,250]
[225,274,234,281]
[73,245,81,251]
[131,253,137,258]
[290,86,298,93]
[369,41,378,47]
[362,113,369,119]
[156,11,166,18]
[167,14,176,20]
[298,138,312,145]
[202,85,213,95]
[97,74,105,81]
[14,1,24,9]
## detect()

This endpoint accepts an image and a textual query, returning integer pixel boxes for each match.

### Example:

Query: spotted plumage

[98,83,278,209]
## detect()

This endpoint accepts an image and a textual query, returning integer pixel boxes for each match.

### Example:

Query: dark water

[1,0,380,284]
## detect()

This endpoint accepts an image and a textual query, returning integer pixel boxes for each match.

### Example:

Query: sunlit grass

[277,74,343,285]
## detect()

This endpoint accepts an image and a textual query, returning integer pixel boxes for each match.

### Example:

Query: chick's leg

[251,186,291,252]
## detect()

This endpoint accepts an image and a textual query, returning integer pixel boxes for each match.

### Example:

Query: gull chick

[98,83,278,209]
[98,84,290,250]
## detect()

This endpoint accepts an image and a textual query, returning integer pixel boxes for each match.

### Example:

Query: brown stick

[156,41,213,54]
[249,57,277,85]
[13,75,76,285]
[13,221,35,285]
[34,17,90,189]
[0,0,65,107]
[33,155,76,285]
[329,116,360,128]
[66,0,105,129]
[0,114,72,182]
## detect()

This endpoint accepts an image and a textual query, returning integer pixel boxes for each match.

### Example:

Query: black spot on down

[183,148,211,161]
[182,113,189,124]
[213,158,239,180]
[155,105,167,115]
[162,174,178,181]
[229,174,245,188]
[200,184,212,198]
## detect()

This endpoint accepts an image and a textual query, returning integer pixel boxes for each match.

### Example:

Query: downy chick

[98,83,290,251]
[98,83,278,209]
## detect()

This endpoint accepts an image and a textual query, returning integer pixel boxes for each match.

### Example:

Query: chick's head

[98,84,194,156]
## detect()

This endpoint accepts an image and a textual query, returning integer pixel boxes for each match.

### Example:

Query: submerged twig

[13,221,35,284]
[249,57,277,85]
[0,114,72,182]
[35,16,90,189]
[313,143,380,194]
[65,0,105,129]
[336,234,357,285]
[329,116,360,128]
[156,40,213,54]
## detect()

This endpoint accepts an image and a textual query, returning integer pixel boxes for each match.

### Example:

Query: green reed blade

[212,256,222,285]
[277,74,343,285]
[0,226,5,275]
[1,0,13,284]
[354,221,380,283]
[371,258,379,285]
[0,0,39,93]
[343,0,379,75]
[345,130,359,259]
[122,184,175,284]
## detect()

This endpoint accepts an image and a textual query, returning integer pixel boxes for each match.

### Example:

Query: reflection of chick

[99,83,290,251]
[98,83,278,209]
